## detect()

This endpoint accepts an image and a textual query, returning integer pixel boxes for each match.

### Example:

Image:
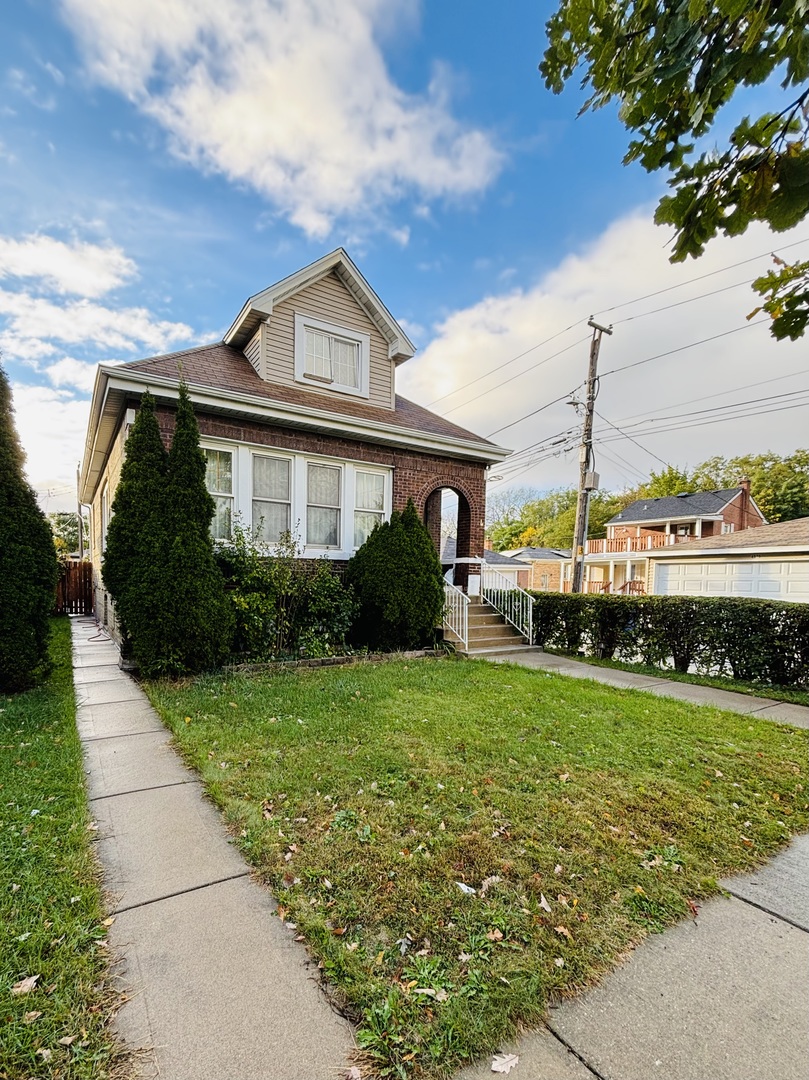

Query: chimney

[483,537,493,551]
[739,477,751,529]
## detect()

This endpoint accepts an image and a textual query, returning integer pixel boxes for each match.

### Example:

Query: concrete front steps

[446,596,538,656]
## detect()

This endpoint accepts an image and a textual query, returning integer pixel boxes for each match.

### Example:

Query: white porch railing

[481,565,534,642]
[443,580,470,651]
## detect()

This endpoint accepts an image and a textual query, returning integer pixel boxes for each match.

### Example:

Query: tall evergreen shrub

[126,384,233,675]
[102,391,168,646]
[0,365,59,692]
[347,499,444,650]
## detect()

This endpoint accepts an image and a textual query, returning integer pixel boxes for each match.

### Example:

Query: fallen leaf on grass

[102,916,115,927]
[554,957,565,968]
[492,1053,519,1073]
[11,975,39,995]
[480,876,502,896]
[58,1035,77,1046]
[37,1049,53,1062]
[687,898,700,918]
[456,881,476,896]
[23,1011,42,1024]
[486,928,504,942]
[539,893,552,913]
[554,925,572,940]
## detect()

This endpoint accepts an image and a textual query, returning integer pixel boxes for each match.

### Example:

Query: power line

[425,320,585,408]
[442,334,590,416]
[614,367,809,424]
[594,411,672,468]
[485,388,582,438]
[610,278,754,326]
[596,386,809,435]
[600,320,764,379]
[596,396,809,443]
[591,235,809,317]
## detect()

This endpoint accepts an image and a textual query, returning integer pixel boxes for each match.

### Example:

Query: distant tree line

[488,450,809,551]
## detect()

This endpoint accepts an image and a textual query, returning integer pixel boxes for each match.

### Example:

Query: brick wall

[527,559,564,592]
[154,407,488,557]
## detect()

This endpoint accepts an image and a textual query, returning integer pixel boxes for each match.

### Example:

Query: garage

[654,558,809,602]
[648,517,809,604]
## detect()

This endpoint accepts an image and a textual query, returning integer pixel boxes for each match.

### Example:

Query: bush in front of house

[102,391,168,653]
[128,383,234,676]
[530,591,809,688]
[217,523,355,659]
[347,499,444,651]
[106,384,233,677]
[0,364,59,692]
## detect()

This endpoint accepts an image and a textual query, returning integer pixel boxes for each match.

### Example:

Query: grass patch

[145,657,808,1078]
[1,618,127,1079]
[544,650,809,707]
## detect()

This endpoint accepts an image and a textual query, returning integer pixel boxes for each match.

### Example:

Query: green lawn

[544,650,809,707]
[1,619,127,1079]
[145,658,808,1079]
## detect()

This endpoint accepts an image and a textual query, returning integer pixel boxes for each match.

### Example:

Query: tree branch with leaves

[541,0,809,339]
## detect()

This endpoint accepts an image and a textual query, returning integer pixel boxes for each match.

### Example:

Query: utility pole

[570,319,612,593]
[76,464,85,562]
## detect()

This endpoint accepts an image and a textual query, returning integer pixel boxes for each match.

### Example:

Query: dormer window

[294,313,370,398]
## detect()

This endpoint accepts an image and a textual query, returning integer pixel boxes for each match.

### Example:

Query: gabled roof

[442,537,529,566]
[79,342,509,502]
[607,488,745,525]
[646,516,809,557]
[500,546,571,560]
[224,248,416,362]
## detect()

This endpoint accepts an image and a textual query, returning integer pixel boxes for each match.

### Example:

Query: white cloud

[0,287,195,359]
[11,383,92,510]
[59,0,503,237]
[0,234,137,297]
[398,213,809,492]
[45,356,110,394]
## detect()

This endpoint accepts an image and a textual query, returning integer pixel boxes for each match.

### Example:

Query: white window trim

[201,437,392,557]
[201,442,237,541]
[294,312,370,399]
[352,466,388,550]
[305,461,343,550]
[251,451,294,545]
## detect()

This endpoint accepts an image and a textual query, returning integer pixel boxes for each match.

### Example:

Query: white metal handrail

[443,580,470,651]
[481,565,534,642]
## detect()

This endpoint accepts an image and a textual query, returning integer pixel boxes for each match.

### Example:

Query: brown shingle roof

[647,517,809,555]
[122,341,497,448]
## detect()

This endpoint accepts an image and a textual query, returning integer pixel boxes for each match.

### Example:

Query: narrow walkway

[481,648,809,727]
[71,617,354,1080]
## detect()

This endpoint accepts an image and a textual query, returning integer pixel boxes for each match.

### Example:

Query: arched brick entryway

[415,476,481,589]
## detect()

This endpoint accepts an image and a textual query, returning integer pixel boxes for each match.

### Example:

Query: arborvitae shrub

[0,365,59,692]
[102,391,168,647]
[126,383,233,676]
[347,499,444,650]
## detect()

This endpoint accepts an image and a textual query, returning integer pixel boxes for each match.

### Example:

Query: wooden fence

[54,561,94,616]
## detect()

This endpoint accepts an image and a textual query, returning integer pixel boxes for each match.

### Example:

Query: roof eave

[223,249,416,361]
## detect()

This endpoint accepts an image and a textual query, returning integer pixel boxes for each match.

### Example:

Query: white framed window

[294,313,370,398]
[252,454,291,543]
[354,470,385,547]
[203,448,234,540]
[721,522,735,534]
[307,463,341,548]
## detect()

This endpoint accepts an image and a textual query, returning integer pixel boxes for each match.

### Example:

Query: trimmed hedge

[530,592,809,688]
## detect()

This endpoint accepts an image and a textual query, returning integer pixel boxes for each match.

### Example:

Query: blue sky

[2,0,807,513]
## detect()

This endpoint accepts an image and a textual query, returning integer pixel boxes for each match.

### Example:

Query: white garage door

[654,559,809,603]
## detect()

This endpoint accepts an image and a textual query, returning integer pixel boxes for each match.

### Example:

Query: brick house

[562,482,767,594]
[79,249,509,630]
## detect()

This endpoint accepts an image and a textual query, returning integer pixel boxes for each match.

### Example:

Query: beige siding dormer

[261,271,395,409]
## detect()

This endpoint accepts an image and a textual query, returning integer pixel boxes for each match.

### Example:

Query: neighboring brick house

[442,537,532,589]
[498,546,571,592]
[564,482,767,594]
[79,249,509,631]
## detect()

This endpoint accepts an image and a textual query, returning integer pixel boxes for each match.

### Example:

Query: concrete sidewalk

[483,648,809,727]
[71,617,354,1080]
[458,835,809,1080]
[72,618,808,1080]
